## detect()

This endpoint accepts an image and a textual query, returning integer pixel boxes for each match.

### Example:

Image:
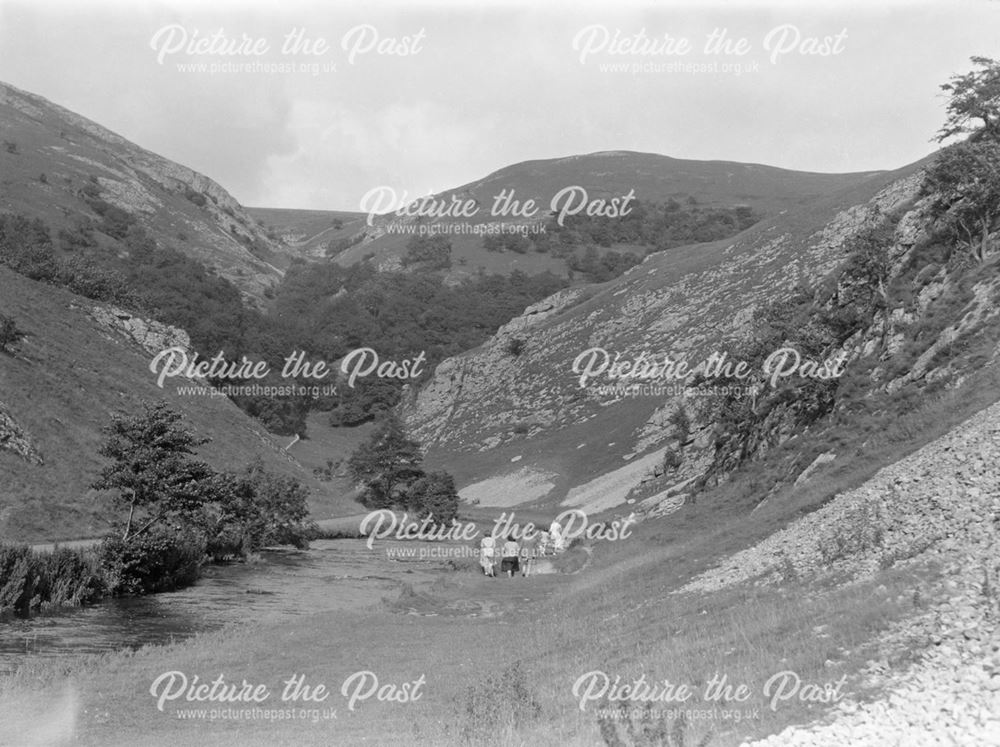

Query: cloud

[260,99,490,209]
[1,1,998,209]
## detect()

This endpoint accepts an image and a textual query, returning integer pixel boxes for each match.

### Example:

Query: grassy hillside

[328,151,883,277]
[0,267,366,543]
[0,81,288,302]
[404,159,933,502]
[245,207,367,261]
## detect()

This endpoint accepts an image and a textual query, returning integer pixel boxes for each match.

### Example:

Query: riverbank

[5,399,1000,744]
[0,525,948,746]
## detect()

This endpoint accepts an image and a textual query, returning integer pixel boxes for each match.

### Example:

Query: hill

[399,149,1000,520]
[328,151,883,277]
[245,207,367,261]
[0,81,288,302]
[0,266,366,543]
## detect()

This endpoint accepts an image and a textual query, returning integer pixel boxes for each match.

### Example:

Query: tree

[347,414,425,509]
[203,458,313,556]
[402,235,452,270]
[92,402,217,542]
[937,56,1000,142]
[924,139,1000,262]
[406,471,459,523]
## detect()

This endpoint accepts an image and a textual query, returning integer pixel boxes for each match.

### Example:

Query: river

[0,538,459,675]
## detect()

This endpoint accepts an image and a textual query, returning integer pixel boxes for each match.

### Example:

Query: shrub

[0,213,60,281]
[402,235,452,270]
[506,337,526,356]
[0,545,37,616]
[35,547,105,608]
[98,526,205,596]
[57,220,96,250]
[668,406,691,442]
[183,186,207,207]
[406,471,460,524]
[205,459,313,557]
[0,544,105,617]
[3,140,18,154]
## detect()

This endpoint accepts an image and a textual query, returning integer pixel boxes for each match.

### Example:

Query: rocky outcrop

[402,166,925,480]
[400,287,586,446]
[793,452,836,486]
[89,306,190,357]
[0,402,42,465]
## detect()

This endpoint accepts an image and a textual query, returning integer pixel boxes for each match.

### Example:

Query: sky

[0,0,997,211]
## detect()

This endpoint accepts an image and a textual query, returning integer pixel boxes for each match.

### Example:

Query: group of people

[478,521,566,578]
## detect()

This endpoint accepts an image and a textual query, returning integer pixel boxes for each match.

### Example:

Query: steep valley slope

[402,157,947,513]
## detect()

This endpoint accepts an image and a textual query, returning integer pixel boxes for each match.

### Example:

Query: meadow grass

[3,366,994,744]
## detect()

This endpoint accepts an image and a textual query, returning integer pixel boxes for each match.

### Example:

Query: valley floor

[3,401,1000,746]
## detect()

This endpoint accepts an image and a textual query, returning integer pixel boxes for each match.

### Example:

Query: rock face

[793,452,837,486]
[400,163,926,501]
[0,402,43,465]
[401,287,585,446]
[89,306,191,357]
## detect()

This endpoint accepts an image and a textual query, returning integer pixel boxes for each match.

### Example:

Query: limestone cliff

[401,162,930,510]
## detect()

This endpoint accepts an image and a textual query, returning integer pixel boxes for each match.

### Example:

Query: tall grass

[0,544,104,618]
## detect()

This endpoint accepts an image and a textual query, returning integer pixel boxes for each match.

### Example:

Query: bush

[98,527,205,596]
[203,459,313,559]
[0,544,37,616]
[58,219,96,250]
[183,186,208,207]
[506,337,527,356]
[0,213,60,281]
[0,544,104,617]
[406,471,460,524]
[36,548,105,608]
[668,406,691,442]
[402,235,452,270]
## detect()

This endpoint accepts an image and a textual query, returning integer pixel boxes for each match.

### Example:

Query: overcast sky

[0,0,997,210]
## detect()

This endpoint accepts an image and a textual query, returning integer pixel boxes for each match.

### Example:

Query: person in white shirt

[479,535,496,577]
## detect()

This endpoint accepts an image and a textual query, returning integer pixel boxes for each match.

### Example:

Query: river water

[0,539,460,675]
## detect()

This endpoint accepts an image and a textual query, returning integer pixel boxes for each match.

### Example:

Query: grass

[5,286,991,742]
[0,468,954,747]
[0,267,354,543]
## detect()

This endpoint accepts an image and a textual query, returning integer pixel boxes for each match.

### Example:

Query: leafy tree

[924,139,1000,262]
[347,414,425,509]
[406,471,460,523]
[92,402,217,542]
[668,405,691,443]
[937,56,1000,142]
[202,458,313,557]
[402,235,452,270]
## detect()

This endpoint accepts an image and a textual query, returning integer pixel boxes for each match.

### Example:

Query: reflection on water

[0,539,451,674]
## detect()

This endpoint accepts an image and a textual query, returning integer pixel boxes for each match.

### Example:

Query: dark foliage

[98,526,205,596]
